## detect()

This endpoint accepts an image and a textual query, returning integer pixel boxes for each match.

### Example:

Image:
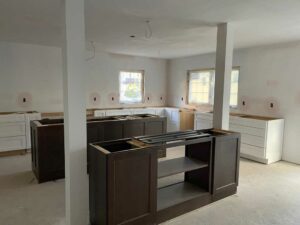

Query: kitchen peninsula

[89,129,240,225]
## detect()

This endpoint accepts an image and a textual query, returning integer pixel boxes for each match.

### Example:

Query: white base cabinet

[194,112,284,164]
[0,112,41,153]
[25,113,41,149]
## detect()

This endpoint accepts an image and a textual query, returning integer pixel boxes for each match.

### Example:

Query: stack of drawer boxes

[0,112,41,154]
[194,112,284,164]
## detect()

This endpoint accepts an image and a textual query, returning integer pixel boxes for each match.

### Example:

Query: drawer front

[195,113,213,121]
[195,119,213,130]
[0,114,25,123]
[241,143,265,158]
[240,133,265,148]
[94,110,106,117]
[229,124,266,137]
[0,122,26,138]
[106,110,132,116]
[0,136,26,152]
[230,117,267,129]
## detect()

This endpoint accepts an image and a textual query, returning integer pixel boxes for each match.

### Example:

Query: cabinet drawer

[0,114,25,123]
[230,117,267,129]
[195,113,213,121]
[241,143,265,158]
[0,136,26,152]
[240,133,265,148]
[229,124,265,137]
[94,110,106,117]
[195,119,213,130]
[0,122,26,138]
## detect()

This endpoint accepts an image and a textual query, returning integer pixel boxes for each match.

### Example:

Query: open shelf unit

[158,157,208,179]
[157,182,209,211]
[156,138,213,222]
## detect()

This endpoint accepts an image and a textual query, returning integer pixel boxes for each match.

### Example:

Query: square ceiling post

[61,0,88,224]
[213,23,234,130]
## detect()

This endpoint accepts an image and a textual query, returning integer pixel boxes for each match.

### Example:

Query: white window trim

[187,67,240,108]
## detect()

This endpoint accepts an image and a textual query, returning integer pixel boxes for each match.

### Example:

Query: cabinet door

[145,121,165,135]
[87,123,104,144]
[123,121,145,138]
[212,134,240,201]
[103,122,123,141]
[107,147,157,225]
[195,119,213,130]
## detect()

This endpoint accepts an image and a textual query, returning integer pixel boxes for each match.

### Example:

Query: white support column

[213,23,234,130]
[62,0,88,225]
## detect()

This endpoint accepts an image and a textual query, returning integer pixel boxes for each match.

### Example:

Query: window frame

[119,70,145,104]
[186,68,215,106]
[186,67,240,108]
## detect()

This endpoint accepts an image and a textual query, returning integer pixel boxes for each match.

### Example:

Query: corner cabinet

[194,112,284,164]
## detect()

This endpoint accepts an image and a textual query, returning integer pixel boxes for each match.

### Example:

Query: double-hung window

[119,70,144,104]
[187,68,239,107]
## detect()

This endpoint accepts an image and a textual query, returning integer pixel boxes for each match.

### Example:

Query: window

[188,70,214,105]
[119,70,144,104]
[187,68,239,107]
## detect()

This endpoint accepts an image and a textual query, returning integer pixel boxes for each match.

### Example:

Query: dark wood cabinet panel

[89,129,240,225]
[123,121,145,138]
[145,121,166,135]
[103,122,124,141]
[108,149,157,225]
[211,133,241,201]
[31,115,167,183]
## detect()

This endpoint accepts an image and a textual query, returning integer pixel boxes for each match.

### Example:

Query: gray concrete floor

[1,148,300,225]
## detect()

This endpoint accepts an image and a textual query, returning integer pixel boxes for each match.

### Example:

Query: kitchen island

[89,129,240,225]
[31,114,166,183]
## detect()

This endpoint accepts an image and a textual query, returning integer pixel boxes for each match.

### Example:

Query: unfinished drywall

[0,42,167,112]
[167,41,300,164]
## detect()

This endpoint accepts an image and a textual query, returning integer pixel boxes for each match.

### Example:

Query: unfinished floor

[1,148,300,225]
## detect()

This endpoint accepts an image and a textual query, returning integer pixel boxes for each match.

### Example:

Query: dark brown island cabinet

[89,129,240,225]
[30,114,167,183]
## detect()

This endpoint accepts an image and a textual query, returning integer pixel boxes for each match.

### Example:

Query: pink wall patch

[145,93,153,104]
[89,92,101,106]
[159,94,166,104]
[264,97,280,115]
[107,93,119,106]
[239,96,250,112]
[17,92,32,108]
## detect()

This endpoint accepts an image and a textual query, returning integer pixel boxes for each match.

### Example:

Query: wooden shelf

[158,157,208,179]
[157,182,209,211]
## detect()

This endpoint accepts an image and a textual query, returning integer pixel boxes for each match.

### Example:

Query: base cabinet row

[31,116,167,183]
[194,112,284,164]
[0,112,41,153]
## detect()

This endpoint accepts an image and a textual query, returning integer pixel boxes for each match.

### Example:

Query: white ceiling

[1,0,300,58]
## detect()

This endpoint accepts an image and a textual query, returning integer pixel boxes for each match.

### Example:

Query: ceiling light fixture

[145,20,152,39]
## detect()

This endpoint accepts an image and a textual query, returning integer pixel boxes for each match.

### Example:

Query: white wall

[0,42,167,112]
[167,41,300,164]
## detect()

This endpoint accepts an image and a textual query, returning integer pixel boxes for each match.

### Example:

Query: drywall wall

[0,42,167,112]
[167,41,300,164]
